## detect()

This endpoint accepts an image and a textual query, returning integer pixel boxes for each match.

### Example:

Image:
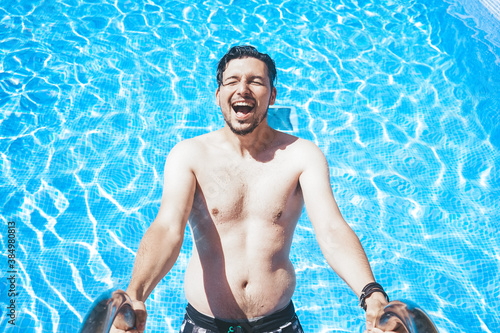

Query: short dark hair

[217,45,277,89]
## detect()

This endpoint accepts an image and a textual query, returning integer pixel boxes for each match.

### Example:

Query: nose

[235,80,251,95]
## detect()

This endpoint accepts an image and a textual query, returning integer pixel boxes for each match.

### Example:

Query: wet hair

[217,45,277,89]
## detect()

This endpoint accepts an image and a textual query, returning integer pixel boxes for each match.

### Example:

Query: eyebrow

[223,75,239,82]
[223,75,267,82]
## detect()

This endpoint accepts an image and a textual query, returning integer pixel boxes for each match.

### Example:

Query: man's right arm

[121,141,197,331]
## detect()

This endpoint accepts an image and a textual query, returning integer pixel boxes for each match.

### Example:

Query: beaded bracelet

[359,282,390,311]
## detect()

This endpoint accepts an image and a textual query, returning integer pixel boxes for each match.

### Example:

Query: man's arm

[119,141,197,332]
[298,140,387,330]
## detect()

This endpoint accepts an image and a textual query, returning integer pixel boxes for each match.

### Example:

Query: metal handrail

[79,291,438,333]
[80,289,136,333]
[377,300,439,333]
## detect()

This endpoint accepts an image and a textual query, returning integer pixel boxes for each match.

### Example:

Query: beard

[224,109,268,136]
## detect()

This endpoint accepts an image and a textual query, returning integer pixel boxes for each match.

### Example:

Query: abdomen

[184,219,297,319]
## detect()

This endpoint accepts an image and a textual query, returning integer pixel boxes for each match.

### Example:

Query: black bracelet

[359,282,389,311]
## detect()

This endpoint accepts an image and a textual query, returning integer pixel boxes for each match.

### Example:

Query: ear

[215,87,220,106]
[269,87,277,106]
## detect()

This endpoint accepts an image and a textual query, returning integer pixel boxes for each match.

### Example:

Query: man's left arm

[298,141,388,331]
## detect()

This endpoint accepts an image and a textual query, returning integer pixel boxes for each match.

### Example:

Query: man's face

[216,57,277,136]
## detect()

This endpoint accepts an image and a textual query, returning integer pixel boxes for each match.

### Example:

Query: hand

[364,292,388,333]
[368,327,402,333]
[371,300,415,333]
[110,299,147,333]
[369,318,408,333]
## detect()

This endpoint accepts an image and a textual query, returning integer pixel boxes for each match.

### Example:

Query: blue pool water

[1,0,499,332]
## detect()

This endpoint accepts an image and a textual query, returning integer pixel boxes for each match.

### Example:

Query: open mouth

[232,101,255,118]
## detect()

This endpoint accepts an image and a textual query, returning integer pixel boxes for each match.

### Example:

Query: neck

[223,122,276,157]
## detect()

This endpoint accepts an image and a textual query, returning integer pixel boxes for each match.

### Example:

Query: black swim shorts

[179,302,304,333]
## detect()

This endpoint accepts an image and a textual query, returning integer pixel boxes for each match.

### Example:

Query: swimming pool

[1,0,499,332]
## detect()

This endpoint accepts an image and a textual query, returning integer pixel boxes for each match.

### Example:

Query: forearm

[317,221,375,297]
[126,222,184,302]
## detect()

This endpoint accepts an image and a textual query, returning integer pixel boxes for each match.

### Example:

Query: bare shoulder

[279,133,326,161]
[166,137,203,166]
[165,132,218,166]
[290,136,322,153]
[269,132,327,176]
[169,135,206,154]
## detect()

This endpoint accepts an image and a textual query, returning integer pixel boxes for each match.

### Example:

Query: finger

[110,324,125,333]
[369,328,384,333]
[365,312,376,329]
[112,314,129,331]
[133,301,147,331]
[366,305,382,331]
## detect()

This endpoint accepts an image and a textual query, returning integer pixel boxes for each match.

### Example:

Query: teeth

[233,102,254,107]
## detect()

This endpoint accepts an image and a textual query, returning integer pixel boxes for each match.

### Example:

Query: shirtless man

[113,46,389,333]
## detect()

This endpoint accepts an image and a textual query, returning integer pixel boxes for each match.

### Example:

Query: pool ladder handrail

[79,289,136,333]
[378,300,439,333]
[79,290,439,333]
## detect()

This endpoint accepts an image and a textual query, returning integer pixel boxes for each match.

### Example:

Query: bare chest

[192,158,302,223]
